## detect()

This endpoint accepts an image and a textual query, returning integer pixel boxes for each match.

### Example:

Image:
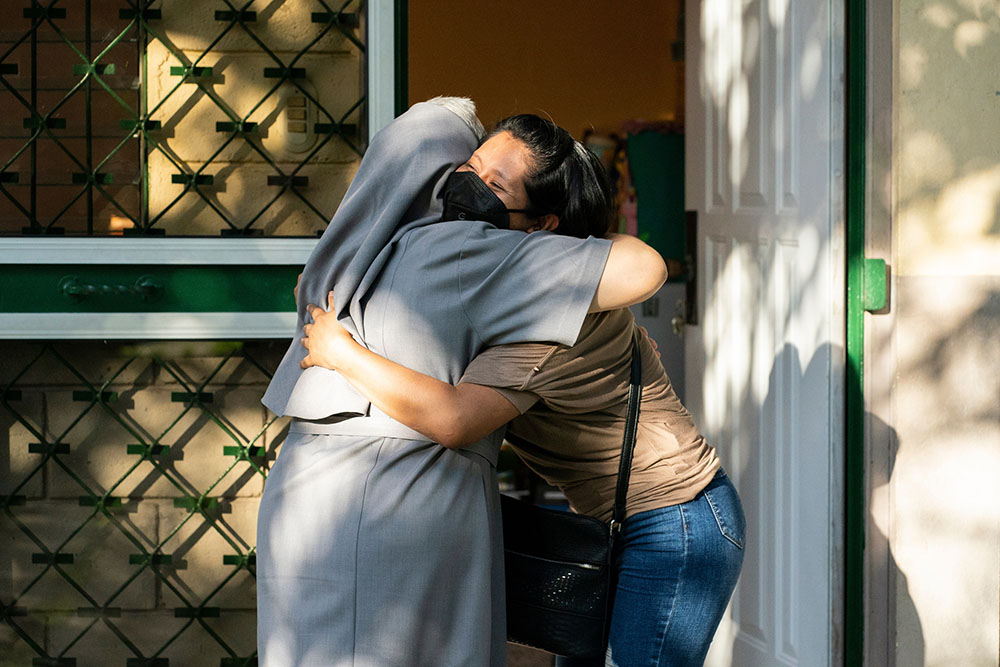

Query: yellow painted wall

[408,1,684,136]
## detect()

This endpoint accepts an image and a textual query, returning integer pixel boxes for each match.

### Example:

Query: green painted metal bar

[845,0,868,662]
[0,265,300,312]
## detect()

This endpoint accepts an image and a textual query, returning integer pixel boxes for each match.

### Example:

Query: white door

[685,0,845,664]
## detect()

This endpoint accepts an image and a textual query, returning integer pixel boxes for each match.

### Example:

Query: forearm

[300,294,519,446]
[333,342,511,448]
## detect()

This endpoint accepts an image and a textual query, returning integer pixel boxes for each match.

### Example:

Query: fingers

[305,296,335,323]
[638,325,656,346]
[305,304,326,326]
[300,321,312,350]
[637,325,661,358]
[299,329,315,368]
[299,327,312,366]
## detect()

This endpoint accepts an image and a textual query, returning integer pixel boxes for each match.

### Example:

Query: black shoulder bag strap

[609,328,643,537]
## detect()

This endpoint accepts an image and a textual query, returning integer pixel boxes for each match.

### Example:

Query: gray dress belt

[289,414,428,441]
[288,412,503,466]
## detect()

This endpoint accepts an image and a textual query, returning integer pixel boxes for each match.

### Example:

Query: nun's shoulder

[403,222,609,257]
[368,101,479,160]
[403,220,522,249]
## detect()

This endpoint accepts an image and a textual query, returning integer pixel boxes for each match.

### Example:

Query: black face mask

[442,170,535,230]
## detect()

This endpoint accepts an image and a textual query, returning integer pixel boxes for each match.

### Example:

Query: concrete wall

[878,1,1000,664]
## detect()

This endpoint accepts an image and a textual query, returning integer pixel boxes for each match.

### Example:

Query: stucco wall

[886,1,1000,664]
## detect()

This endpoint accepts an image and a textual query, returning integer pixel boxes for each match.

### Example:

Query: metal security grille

[1,340,287,666]
[0,3,372,662]
[0,0,364,236]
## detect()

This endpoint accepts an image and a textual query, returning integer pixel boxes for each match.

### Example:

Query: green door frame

[844,0,865,647]
[846,0,888,663]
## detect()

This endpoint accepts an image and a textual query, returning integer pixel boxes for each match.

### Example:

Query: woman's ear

[528,214,560,233]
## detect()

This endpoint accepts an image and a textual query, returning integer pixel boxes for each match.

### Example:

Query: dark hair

[491,114,614,239]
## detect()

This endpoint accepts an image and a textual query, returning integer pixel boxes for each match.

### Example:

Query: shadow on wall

[886,279,1000,664]
[875,2,1000,663]
[707,342,927,665]
[868,410,925,667]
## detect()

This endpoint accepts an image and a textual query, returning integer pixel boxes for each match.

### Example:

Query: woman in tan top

[299,119,745,667]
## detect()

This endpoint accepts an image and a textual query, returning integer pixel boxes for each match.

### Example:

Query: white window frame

[0,238,317,339]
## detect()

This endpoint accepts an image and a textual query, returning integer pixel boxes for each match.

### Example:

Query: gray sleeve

[459,228,612,347]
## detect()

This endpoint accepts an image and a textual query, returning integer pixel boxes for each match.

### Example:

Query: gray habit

[263,99,482,420]
[256,102,611,667]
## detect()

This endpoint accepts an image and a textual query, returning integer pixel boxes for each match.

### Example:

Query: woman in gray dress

[256,100,666,667]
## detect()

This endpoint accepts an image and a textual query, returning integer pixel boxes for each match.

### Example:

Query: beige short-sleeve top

[460,308,720,522]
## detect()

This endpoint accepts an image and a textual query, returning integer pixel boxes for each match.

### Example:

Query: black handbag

[501,331,643,659]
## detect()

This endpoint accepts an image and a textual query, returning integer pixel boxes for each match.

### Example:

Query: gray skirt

[256,428,505,667]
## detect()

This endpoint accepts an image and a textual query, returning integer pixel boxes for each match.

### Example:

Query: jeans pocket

[703,474,746,550]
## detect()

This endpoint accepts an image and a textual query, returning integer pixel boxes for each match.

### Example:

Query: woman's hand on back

[638,325,661,358]
[297,290,518,447]
[300,292,359,370]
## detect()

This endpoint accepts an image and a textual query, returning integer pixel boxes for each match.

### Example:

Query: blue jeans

[556,470,745,667]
